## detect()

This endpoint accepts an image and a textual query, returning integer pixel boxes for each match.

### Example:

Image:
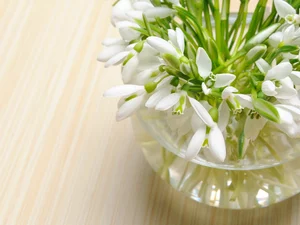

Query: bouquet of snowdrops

[99,0,300,162]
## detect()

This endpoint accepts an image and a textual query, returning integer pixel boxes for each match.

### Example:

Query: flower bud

[245,23,281,50]
[207,38,219,63]
[162,53,180,69]
[180,63,191,75]
[245,45,267,66]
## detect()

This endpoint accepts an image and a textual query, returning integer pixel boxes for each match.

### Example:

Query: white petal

[103,85,144,97]
[265,62,293,80]
[274,0,296,18]
[122,55,139,83]
[102,38,125,46]
[196,48,212,79]
[255,58,271,74]
[277,107,294,124]
[208,126,226,162]
[185,127,206,160]
[116,21,140,41]
[268,32,283,47]
[276,78,297,99]
[191,112,206,132]
[244,116,267,141]
[116,95,144,121]
[105,51,129,67]
[145,87,171,108]
[126,10,143,20]
[176,28,185,53]
[118,26,140,42]
[133,2,153,11]
[97,45,126,62]
[188,97,215,127]
[133,69,154,85]
[111,0,133,26]
[214,73,236,88]
[235,94,254,109]
[276,104,300,115]
[144,7,174,20]
[168,29,177,47]
[262,80,277,96]
[146,37,178,56]
[155,93,181,111]
[290,71,300,85]
[218,101,230,132]
[202,82,211,95]
[221,86,238,99]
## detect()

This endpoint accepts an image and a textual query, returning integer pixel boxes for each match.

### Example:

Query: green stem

[213,0,222,52]
[204,1,213,37]
[233,0,249,55]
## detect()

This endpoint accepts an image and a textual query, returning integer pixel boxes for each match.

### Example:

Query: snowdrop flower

[218,86,253,132]
[256,59,297,99]
[122,43,163,83]
[111,0,135,26]
[116,21,141,42]
[147,88,188,115]
[221,87,254,110]
[104,85,147,121]
[112,0,174,25]
[147,36,181,58]
[274,0,300,24]
[97,38,128,64]
[269,25,300,47]
[196,48,236,95]
[185,97,226,162]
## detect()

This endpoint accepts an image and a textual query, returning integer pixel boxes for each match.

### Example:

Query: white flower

[111,0,135,26]
[219,86,253,132]
[274,0,300,24]
[97,38,128,64]
[185,97,226,162]
[122,43,163,83]
[147,36,180,57]
[221,86,253,110]
[104,85,146,121]
[269,25,300,47]
[196,48,236,94]
[116,21,141,42]
[256,59,297,99]
[168,28,185,53]
[147,85,187,114]
[112,0,174,25]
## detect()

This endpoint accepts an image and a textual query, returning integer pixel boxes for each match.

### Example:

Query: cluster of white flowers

[99,0,300,162]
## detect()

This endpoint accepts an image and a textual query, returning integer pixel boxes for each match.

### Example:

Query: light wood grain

[0,0,299,224]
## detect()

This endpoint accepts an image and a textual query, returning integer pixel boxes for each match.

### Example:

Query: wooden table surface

[0,0,300,224]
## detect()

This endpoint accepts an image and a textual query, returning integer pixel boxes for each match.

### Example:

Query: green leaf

[253,98,280,123]
[277,45,299,53]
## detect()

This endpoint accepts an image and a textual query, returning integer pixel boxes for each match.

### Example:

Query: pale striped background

[0,0,299,224]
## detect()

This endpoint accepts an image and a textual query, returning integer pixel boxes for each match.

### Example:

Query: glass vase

[132,107,300,209]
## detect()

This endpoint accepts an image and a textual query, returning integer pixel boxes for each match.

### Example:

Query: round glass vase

[132,107,300,209]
